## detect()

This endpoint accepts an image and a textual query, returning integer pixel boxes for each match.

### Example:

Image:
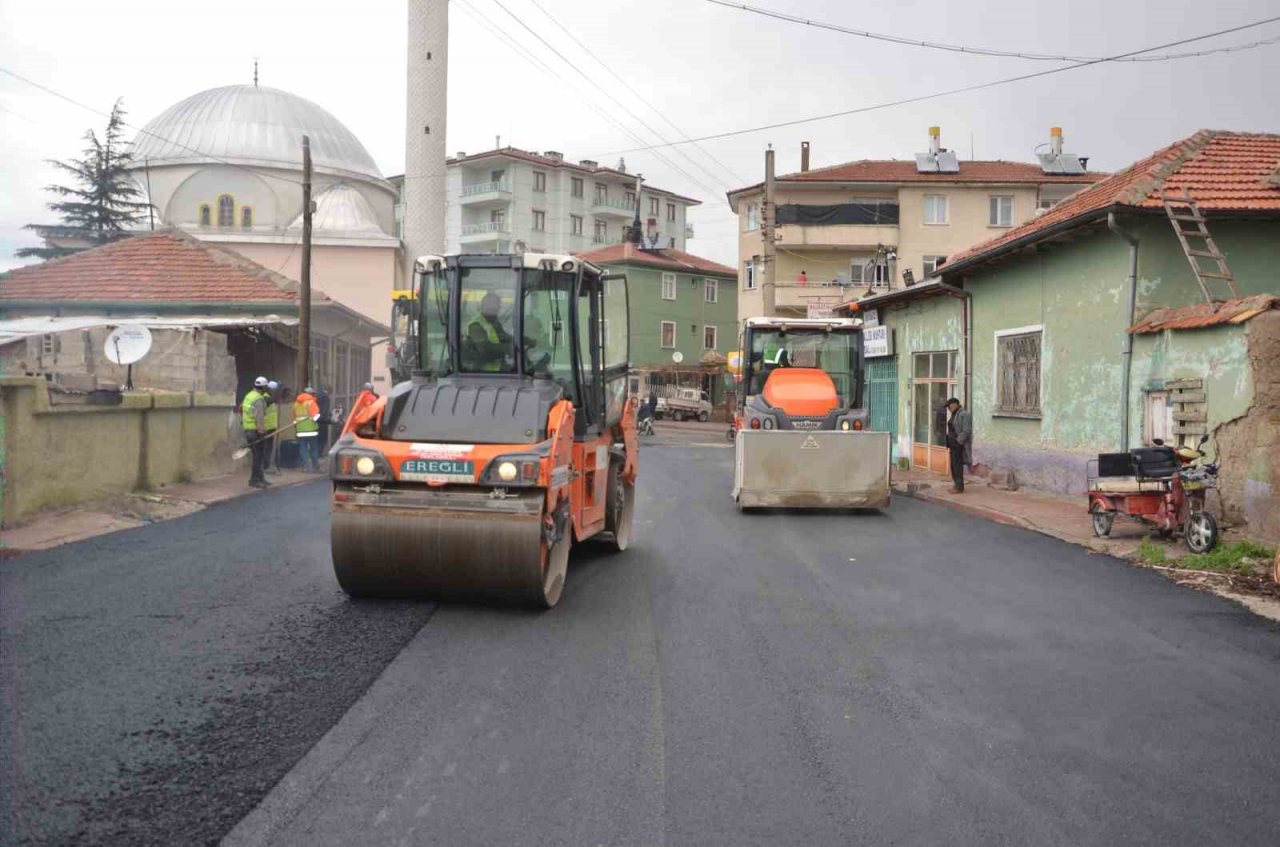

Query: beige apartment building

[726,129,1104,321]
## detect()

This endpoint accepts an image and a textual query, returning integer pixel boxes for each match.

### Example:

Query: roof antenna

[253,56,259,88]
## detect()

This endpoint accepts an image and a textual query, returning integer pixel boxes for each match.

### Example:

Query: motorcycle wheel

[1185,511,1218,554]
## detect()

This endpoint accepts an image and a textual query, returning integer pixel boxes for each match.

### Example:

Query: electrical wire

[603,13,1280,156]
[704,0,1280,63]
[527,0,747,188]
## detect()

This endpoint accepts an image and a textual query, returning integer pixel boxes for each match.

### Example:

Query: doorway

[911,351,958,474]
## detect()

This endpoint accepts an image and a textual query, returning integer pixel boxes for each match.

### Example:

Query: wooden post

[762,146,777,317]
[299,135,313,391]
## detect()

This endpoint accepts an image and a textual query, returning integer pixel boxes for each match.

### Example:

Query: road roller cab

[732,317,891,509]
[330,253,638,608]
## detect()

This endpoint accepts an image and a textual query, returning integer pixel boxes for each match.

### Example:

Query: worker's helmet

[303,386,314,394]
[268,380,279,390]
[363,382,373,390]
[254,376,268,387]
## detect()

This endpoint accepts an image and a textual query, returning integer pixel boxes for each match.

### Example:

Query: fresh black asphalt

[5,438,1280,845]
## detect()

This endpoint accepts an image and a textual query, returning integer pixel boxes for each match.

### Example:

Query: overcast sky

[2,0,1278,271]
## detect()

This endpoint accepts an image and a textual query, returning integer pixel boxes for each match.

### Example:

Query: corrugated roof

[576,243,737,276]
[943,131,1280,273]
[0,230,322,305]
[1129,293,1278,333]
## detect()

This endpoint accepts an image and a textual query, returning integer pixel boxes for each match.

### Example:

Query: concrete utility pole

[761,146,777,316]
[403,0,449,281]
[298,135,312,391]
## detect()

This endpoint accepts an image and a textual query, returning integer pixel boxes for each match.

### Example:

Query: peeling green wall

[1132,217,1280,311]
[1131,325,1252,447]
[879,295,964,457]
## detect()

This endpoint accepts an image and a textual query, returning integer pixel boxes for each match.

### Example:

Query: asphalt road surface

[6,431,1280,845]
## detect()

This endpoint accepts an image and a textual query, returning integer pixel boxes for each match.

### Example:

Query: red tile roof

[727,160,1106,199]
[943,131,1280,273]
[0,230,328,306]
[577,243,737,277]
[1129,293,1278,333]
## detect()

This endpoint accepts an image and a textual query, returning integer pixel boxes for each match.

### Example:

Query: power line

[484,0,730,202]
[527,0,747,188]
[604,13,1280,156]
[704,0,1280,63]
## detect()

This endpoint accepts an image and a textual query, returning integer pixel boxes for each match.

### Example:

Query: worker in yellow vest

[295,386,322,472]
[465,292,512,372]
[264,380,281,474]
[240,376,271,488]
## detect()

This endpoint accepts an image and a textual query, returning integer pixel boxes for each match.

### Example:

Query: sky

[2,0,1279,272]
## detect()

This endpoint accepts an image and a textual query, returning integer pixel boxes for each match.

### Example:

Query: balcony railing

[460,180,511,198]
[462,221,511,236]
[592,196,634,214]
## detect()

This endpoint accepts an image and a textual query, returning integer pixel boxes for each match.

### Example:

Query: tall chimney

[403,0,448,280]
[929,126,941,155]
[1050,126,1064,157]
[801,141,810,173]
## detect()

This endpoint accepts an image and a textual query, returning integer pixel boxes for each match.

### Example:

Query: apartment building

[419,147,699,255]
[726,128,1105,322]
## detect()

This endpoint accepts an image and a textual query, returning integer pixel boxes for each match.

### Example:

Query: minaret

[403,0,448,279]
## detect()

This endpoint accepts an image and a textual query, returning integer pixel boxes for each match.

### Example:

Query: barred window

[217,194,234,227]
[995,330,1042,416]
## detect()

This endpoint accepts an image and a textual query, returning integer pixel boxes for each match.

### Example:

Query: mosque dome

[289,184,386,236]
[131,85,383,182]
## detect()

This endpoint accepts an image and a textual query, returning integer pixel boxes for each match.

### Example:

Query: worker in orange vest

[294,386,323,472]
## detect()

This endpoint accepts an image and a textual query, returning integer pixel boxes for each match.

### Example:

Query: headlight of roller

[482,454,542,486]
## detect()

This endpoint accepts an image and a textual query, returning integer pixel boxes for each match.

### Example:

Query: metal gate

[865,358,898,440]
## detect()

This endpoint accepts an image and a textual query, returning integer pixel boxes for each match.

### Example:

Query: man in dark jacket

[315,385,332,454]
[942,397,973,493]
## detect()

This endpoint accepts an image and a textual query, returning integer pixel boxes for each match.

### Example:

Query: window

[660,320,676,349]
[704,278,718,303]
[851,260,890,286]
[593,219,608,243]
[41,333,59,356]
[1145,391,1174,445]
[744,258,757,290]
[922,255,946,277]
[491,169,506,184]
[703,325,717,350]
[217,194,234,227]
[1037,197,1055,212]
[533,171,546,192]
[532,210,546,231]
[649,197,659,216]
[994,327,1042,416]
[571,177,583,198]
[923,194,948,225]
[989,195,1013,227]
[490,208,506,227]
[661,273,677,300]
[667,203,676,222]
[911,352,959,451]
[199,204,211,226]
[241,206,253,228]
[745,203,759,231]
[626,191,636,208]
[570,214,583,236]
[595,183,607,204]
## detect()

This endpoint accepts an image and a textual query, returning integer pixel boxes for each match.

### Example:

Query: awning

[0,314,298,346]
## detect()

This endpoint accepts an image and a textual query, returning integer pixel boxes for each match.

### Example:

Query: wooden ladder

[1160,188,1240,309]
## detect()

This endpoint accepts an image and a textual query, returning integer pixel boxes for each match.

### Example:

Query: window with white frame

[571,177,583,198]
[1145,391,1174,445]
[593,219,607,243]
[533,171,546,192]
[851,260,890,286]
[625,191,636,209]
[532,210,546,231]
[744,258,757,290]
[660,320,676,348]
[704,278,718,303]
[994,327,1043,416]
[703,325,717,350]
[667,203,676,222]
[570,214,583,236]
[989,195,1014,227]
[649,196,659,216]
[595,183,607,204]
[745,203,759,231]
[923,194,948,225]
[661,273,677,300]
[922,255,946,277]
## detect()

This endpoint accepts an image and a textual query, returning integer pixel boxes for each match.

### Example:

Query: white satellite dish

[104,326,153,389]
[672,351,684,364]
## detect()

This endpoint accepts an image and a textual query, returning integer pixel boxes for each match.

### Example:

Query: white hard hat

[254,376,268,387]
[304,386,314,394]
[268,380,279,390]
[363,382,374,390]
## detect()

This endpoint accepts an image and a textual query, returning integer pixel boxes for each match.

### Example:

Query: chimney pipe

[801,141,810,172]
[1050,126,1063,157]
[929,126,941,156]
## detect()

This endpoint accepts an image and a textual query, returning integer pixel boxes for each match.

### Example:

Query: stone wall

[0,377,238,527]
[0,327,237,394]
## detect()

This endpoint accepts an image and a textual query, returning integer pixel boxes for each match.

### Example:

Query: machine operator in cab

[465,291,514,372]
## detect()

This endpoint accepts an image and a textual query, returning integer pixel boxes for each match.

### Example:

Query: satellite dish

[104,326,152,364]
[104,326,152,390]
[672,351,684,364]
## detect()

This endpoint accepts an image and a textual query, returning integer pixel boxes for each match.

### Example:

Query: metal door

[865,357,898,440]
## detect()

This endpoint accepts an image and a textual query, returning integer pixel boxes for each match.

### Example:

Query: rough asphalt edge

[893,482,1280,621]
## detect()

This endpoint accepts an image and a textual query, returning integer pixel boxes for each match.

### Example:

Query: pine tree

[17,99,152,260]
